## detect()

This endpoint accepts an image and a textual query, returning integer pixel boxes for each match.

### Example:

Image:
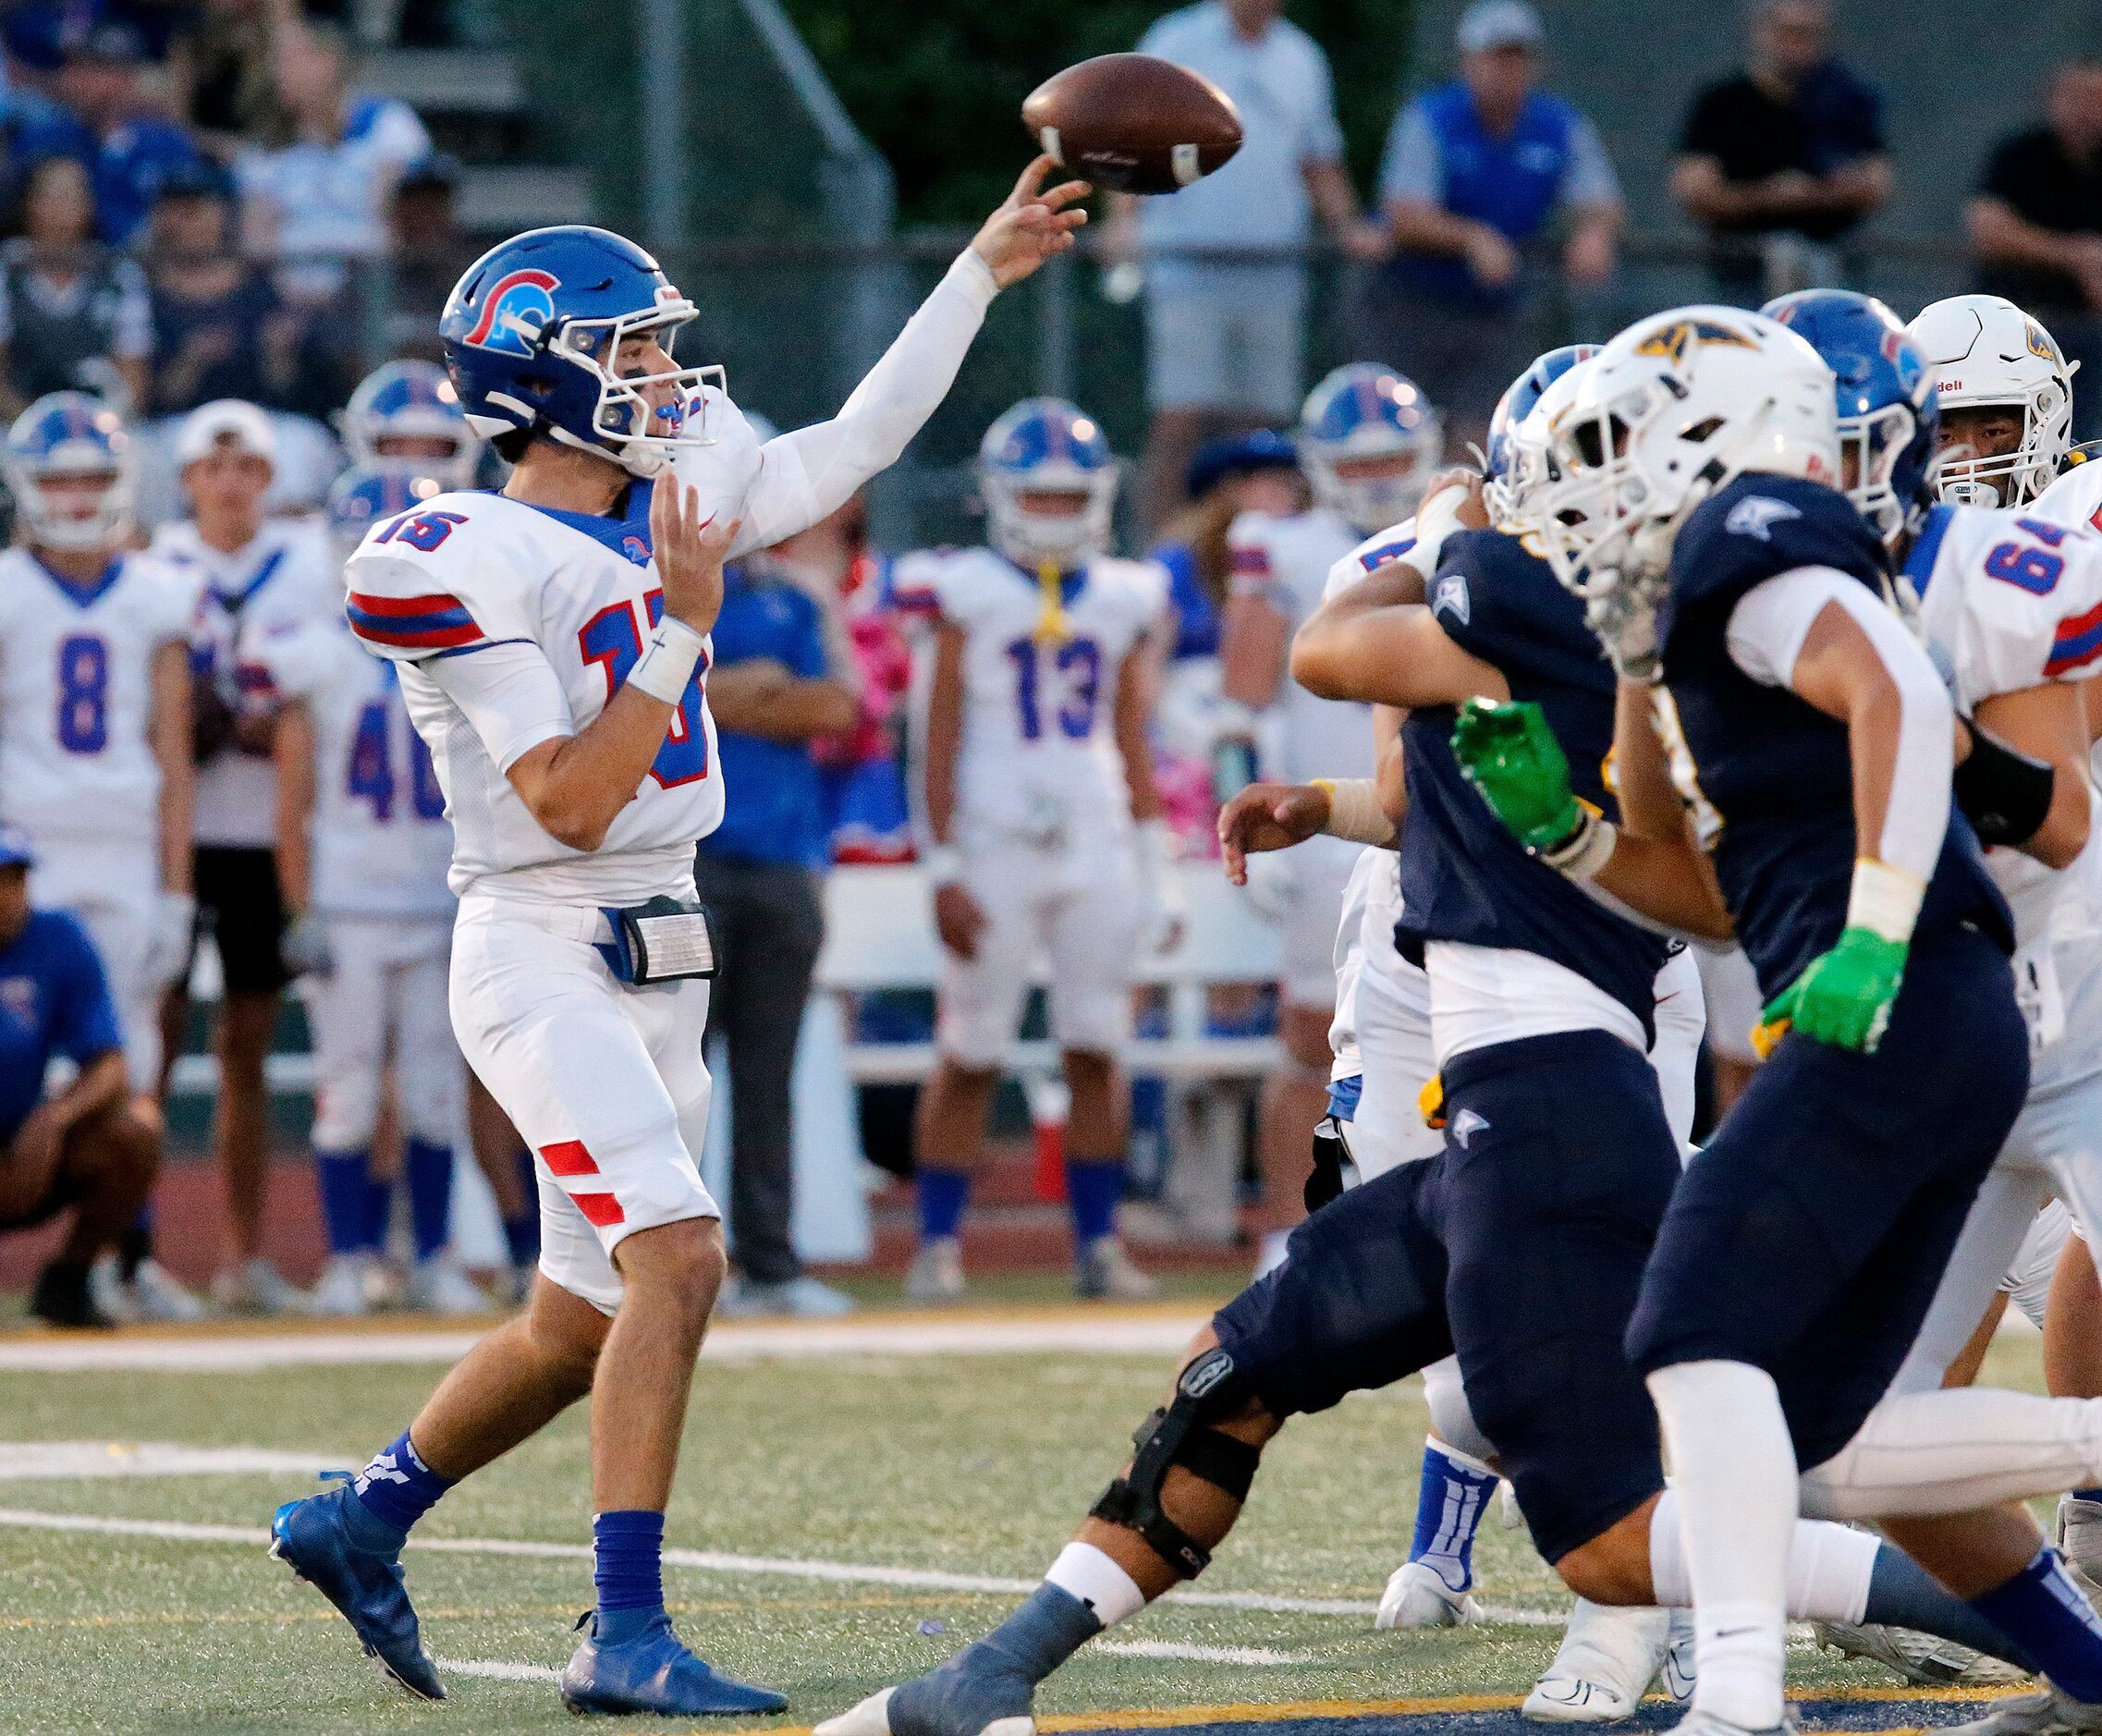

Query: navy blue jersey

[1656,473,2012,997]
[1397,530,1670,1034]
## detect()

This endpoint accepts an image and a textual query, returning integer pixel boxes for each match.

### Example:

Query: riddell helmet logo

[465,268,559,355]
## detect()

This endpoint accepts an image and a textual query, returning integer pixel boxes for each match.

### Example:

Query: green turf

[0,1329,2055,1735]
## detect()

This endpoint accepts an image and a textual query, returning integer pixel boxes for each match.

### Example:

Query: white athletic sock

[1045,1540,1146,1628]
[1650,1492,1876,1624]
[1647,1361,1796,1730]
[1800,1388,2102,1519]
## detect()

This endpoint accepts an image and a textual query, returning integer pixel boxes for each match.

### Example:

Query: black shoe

[31,1263,116,1328]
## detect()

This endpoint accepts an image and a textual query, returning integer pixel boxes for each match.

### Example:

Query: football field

[0,1290,2041,1736]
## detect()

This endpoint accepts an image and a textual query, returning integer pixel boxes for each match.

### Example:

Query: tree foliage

[776,0,1418,226]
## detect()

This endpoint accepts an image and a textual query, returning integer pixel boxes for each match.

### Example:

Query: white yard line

[1094,1640,1314,1666]
[0,1441,347,1481]
[0,1314,1212,1375]
[436,1657,563,1683]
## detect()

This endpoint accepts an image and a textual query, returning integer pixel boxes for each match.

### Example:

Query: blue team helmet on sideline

[440,225,724,480]
[341,359,478,490]
[327,464,442,566]
[1763,288,1938,547]
[3,390,132,552]
[1298,363,1443,534]
[978,397,1118,567]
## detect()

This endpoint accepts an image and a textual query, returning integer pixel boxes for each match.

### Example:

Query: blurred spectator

[1103,0,1383,534]
[1969,57,2102,444]
[1671,0,1889,305]
[0,153,150,417]
[1362,0,1620,450]
[1149,430,1305,852]
[0,826,158,1330]
[696,547,861,1320]
[170,0,292,153]
[16,20,202,246]
[4,0,190,77]
[235,19,429,303]
[141,163,305,415]
[385,153,474,360]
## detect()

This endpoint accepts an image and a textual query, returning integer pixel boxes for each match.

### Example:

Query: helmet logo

[2027,322,2056,361]
[1632,319,1755,366]
[464,268,560,355]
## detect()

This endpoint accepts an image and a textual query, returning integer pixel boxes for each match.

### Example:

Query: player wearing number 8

[0,392,195,1113]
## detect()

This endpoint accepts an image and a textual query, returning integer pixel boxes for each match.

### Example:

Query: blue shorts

[1213,1028,1679,1562]
[1626,923,2028,1471]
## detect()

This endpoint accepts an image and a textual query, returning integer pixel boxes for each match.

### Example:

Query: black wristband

[1954,724,2057,848]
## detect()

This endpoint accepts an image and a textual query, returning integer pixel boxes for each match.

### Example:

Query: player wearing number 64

[277,168,1090,1719]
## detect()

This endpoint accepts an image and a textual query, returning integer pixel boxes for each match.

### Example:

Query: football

[1021,53,1242,195]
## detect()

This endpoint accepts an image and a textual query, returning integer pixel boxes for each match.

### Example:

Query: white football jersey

[149,517,338,849]
[252,618,456,919]
[1228,506,1375,784]
[2030,458,2102,540]
[0,547,194,852]
[891,546,1167,845]
[1908,503,2102,944]
[345,483,724,903]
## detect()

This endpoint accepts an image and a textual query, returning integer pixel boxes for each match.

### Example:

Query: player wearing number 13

[275,167,1089,1717]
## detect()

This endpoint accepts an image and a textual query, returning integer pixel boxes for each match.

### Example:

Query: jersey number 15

[580,591,711,788]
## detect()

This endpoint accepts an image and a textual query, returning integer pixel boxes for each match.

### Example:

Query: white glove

[143,891,195,989]
[1135,818,1186,954]
[280,913,335,980]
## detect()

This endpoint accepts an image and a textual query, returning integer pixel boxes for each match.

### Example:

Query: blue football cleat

[561,1612,788,1717]
[269,1478,444,1701]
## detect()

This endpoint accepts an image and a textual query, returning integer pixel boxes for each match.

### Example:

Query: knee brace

[1089,1347,1262,1579]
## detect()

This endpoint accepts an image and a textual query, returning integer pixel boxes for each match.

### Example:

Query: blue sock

[917,1168,970,1241]
[362,1173,393,1249]
[1971,1547,2102,1701]
[404,1139,453,1263]
[593,1509,666,1644]
[350,1428,453,1539]
[1866,1542,2039,1674]
[1408,1436,1497,1592]
[1065,1157,1126,1246]
[2076,1489,2102,1504]
[315,1150,380,1256]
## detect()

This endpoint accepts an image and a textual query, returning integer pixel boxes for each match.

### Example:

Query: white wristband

[1313,777,1397,847]
[1541,807,1617,880]
[1846,857,1925,945]
[1399,484,1471,583]
[923,844,961,886]
[626,615,707,704]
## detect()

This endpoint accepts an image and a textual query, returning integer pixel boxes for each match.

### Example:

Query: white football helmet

[1904,294,2075,507]
[1486,353,1596,539]
[4,391,133,552]
[1526,305,1839,604]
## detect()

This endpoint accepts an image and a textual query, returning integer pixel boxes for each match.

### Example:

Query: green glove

[1758,927,1908,1055]
[1450,698,1584,850]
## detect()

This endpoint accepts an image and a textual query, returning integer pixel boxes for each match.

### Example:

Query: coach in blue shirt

[0,826,159,1327]
[696,551,860,1318]
[1359,0,1621,446]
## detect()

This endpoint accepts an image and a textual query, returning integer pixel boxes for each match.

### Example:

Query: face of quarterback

[605,330,689,431]
[1936,405,2023,503]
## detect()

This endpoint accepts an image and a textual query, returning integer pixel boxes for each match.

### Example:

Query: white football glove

[280,913,335,981]
[1135,818,1186,954]
[143,891,195,989]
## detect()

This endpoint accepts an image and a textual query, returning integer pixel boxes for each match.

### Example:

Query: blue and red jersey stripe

[2047,598,2102,677]
[346,589,484,651]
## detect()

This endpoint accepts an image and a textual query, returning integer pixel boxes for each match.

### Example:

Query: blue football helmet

[342,360,478,489]
[1298,363,1442,534]
[4,391,132,551]
[440,225,723,479]
[327,464,442,566]
[978,397,1118,566]
[1764,289,1938,546]
[1484,343,1597,532]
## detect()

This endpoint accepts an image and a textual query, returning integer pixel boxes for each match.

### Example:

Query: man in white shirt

[150,397,336,1314]
[1102,0,1385,530]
